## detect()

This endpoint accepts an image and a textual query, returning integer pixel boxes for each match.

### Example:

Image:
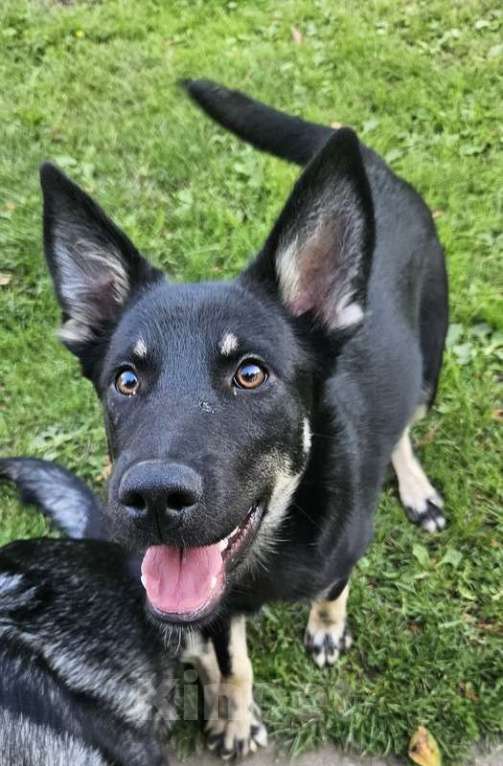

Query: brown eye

[233,360,268,390]
[115,368,140,396]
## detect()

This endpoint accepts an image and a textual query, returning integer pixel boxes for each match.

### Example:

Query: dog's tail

[0,457,106,539]
[182,78,334,166]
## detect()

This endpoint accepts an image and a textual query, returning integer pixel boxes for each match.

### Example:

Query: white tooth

[210,576,218,589]
[230,526,240,539]
[141,575,147,590]
[218,538,228,552]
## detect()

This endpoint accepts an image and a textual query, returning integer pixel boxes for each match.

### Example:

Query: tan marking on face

[219,332,239,356]
[133,337,147,358]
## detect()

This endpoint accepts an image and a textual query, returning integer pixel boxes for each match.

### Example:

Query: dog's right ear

[243,128,374,334]
[40,163,163,364]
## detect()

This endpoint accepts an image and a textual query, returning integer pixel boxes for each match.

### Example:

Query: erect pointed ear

[40,163,163,358]
[244,128,374,332]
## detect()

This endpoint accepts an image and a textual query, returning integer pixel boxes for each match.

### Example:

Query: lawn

[0,0,502,763]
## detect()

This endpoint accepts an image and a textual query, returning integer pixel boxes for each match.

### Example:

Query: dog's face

[40,129,374,625]
[100,278,313,620]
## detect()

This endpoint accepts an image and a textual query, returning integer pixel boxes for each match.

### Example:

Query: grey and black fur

[13,79,448,757]
[0,458,174,766]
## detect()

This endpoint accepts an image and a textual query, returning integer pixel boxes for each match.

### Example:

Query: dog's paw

[304,621,352,669]
[392,432,447,533]
[403,492,446,533]
[206,703,267,759]
[397,466,446,533]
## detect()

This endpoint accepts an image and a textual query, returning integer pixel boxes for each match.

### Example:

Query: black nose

[118,460,203,519]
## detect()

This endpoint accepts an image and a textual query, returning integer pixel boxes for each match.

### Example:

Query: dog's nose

[118,460,203,519]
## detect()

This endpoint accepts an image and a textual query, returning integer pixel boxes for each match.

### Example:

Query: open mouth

[140,502,264,624]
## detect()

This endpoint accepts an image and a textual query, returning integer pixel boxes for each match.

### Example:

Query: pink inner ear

[279,213,363,330]
[285,229,341,321]
[290,295,314,316]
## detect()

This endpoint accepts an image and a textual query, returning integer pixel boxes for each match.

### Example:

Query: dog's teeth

[229,526,240,540]
[140,575,147,590]
[210,576,218,589]
[218,538,228,552]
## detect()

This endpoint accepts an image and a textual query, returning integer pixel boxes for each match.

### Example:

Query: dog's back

[0,460,174,766]
[0,710,106,766]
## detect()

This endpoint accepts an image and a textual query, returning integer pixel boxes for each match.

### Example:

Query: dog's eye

[115,368,140,396]
[233,360,268,390]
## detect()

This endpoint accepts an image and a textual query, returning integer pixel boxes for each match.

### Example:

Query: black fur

[0,461,174,765]
[30,81,448,746]
[0,457,105,539]
[181,78,332,165]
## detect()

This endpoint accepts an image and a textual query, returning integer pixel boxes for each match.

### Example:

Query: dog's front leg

[305,579,352,668]
[202,615,267,759]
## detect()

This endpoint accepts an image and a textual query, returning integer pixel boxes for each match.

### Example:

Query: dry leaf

[459,681,479,702]
[477,618,503,636]
[433,209,444,220]
[100,456,112,482]
[0,273,12,286]
[416,425,439,447]
[291,26,303,44]
[330,121,344,129]
[409,726,442,766]
[491,408,503,422]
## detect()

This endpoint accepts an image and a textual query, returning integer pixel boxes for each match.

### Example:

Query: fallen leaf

[100,456,112,481]
[0,272,12,286]
[416,425,439,447]
[432,209,444,220]
[291,26,303,44]
[459,681,479,702]
[477,619,503,636]
[409,726,442,766]
[330,121,344,129]
[491,408,503,422]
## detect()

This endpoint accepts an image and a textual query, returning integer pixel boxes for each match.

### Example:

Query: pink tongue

[141,544,224,615]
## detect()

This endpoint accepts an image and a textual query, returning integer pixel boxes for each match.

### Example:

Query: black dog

[0,458,175,766]
[33,80,448,757]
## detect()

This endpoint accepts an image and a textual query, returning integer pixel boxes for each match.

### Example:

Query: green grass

[0,1,502,763]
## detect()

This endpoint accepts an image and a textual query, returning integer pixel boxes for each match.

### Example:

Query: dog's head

[40,129,374,625]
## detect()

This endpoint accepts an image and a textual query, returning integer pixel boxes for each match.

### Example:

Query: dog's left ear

[244,128,374,332]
